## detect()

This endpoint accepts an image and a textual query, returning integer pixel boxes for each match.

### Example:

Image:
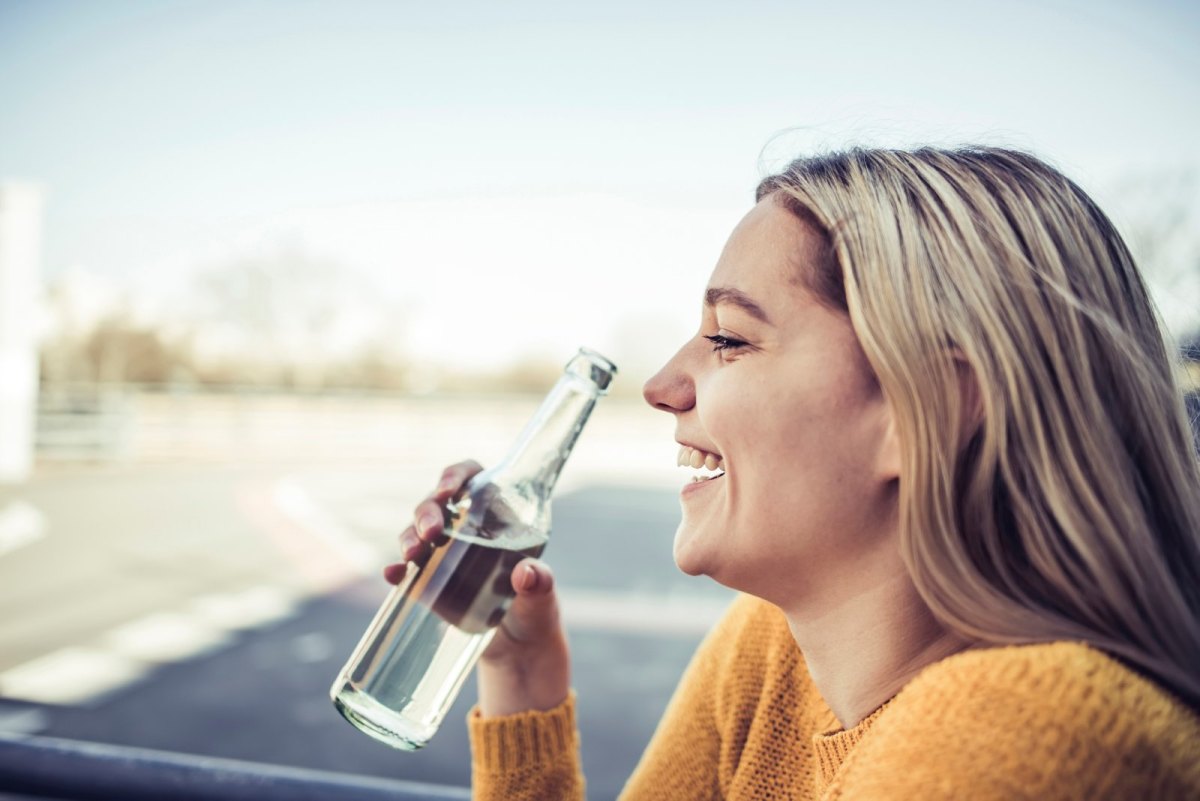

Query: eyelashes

[703,334,748,353]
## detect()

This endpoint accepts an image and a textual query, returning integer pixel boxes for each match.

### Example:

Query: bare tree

[192,244,376,389]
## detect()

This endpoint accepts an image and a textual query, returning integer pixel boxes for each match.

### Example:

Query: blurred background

[0,0,1197,798]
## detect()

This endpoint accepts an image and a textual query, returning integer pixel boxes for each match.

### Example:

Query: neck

[783,570,968,729]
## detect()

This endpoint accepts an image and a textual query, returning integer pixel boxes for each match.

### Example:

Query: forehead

[706,195,822,313]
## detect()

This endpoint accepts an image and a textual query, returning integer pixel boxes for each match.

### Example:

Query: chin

[672,524,712,577]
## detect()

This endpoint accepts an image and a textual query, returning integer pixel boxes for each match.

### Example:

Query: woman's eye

[703,334,748,353]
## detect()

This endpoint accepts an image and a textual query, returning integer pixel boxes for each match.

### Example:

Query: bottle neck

[490,373,602,498]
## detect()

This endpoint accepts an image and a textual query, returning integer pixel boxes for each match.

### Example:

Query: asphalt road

[0,463,734,801]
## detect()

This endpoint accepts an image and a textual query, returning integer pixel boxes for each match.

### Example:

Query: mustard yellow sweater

[468,595,1200,800]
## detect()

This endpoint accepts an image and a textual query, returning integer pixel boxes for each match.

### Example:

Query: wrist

[477,643,570,717]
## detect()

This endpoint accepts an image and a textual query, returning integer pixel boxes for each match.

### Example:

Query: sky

[1,0,1198,377]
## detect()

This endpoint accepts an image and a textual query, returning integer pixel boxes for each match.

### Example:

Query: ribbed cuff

[468,692,578,773]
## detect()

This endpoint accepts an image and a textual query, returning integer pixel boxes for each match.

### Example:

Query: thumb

[502,558,562,643]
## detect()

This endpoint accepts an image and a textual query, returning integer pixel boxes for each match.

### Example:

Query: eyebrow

[704,286,772,324]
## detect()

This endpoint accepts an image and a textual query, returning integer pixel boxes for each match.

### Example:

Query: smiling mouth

[677,445,726,483]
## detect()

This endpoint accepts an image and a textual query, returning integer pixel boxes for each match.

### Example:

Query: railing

[0,732,470,801]
[30,383,670,470]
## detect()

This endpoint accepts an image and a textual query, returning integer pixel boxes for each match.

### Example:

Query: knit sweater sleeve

[468,691,585,801]
[825,643,1200,801]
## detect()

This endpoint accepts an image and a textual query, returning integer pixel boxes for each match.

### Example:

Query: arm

[467,561,582,801]
[469,693,584,801]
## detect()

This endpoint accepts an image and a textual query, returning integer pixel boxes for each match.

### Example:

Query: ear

[874,350,984,483]
[876,393,902,482]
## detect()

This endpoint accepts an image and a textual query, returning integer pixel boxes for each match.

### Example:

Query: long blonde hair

[758,147,1200,709]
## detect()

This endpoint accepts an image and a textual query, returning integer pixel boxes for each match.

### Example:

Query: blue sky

[1,0,1198,370]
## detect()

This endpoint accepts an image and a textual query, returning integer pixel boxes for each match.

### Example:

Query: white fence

[34,386,679,488]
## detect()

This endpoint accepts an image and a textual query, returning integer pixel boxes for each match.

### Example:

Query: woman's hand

[384,460,571,718]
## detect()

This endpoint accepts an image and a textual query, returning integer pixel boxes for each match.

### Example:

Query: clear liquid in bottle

[332,489,544,749]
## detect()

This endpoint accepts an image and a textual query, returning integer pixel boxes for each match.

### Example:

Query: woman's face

[643,194,901,607]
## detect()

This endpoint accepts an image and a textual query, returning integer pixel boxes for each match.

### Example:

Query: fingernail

[417,511,437,535]
[519,564,537,592]
[436,476,455,493]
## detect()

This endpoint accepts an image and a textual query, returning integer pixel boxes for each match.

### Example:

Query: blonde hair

[758,147,1200,709]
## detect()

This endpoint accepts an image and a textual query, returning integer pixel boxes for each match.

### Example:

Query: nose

[643,343,695,414]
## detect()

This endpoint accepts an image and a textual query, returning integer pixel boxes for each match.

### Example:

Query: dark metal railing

[0,732,470,801]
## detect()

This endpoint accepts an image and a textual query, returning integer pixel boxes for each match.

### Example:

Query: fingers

[409,501,446,547]
[408,460,484,546]
[382,561,408,585]
[431,460,484,503]
[389,460,486,584]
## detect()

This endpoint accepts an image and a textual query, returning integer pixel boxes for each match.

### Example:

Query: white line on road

[559,590,730,635]
[272,478,378,576]
[103,612,234,664]
[0,585,302,707]
[0,647,151,706]
[0,705,49,734]
[187,586,300,631]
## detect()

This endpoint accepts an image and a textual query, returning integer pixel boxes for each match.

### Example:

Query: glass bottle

[330,347,616,750]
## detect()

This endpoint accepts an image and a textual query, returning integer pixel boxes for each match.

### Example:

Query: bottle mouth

[568,347,617,391]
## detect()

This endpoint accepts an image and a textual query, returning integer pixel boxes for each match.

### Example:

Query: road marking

[0,584,303,707]
[237,480,368,590]
[291,632,334,664]
[0,647,151,706]
[103,612,233,663]
[0,704,49,734]
[187,586,300,631]
[0,500,46,557]
[271,479,379,575]
[559,590,731,635]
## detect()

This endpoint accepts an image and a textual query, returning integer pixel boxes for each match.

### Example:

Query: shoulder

[836,642,1200,800]
[898,641,1198,740]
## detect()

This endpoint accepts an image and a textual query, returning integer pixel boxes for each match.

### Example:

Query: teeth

[676,446,726,474]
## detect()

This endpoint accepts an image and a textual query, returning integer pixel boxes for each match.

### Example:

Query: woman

[391,146,1200,799]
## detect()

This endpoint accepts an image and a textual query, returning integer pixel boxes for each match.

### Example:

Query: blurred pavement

[0,444,733,800]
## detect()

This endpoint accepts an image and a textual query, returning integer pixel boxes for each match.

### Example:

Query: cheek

[698,372,803,492]
[700,364,803,437]
[701,367,878,495]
